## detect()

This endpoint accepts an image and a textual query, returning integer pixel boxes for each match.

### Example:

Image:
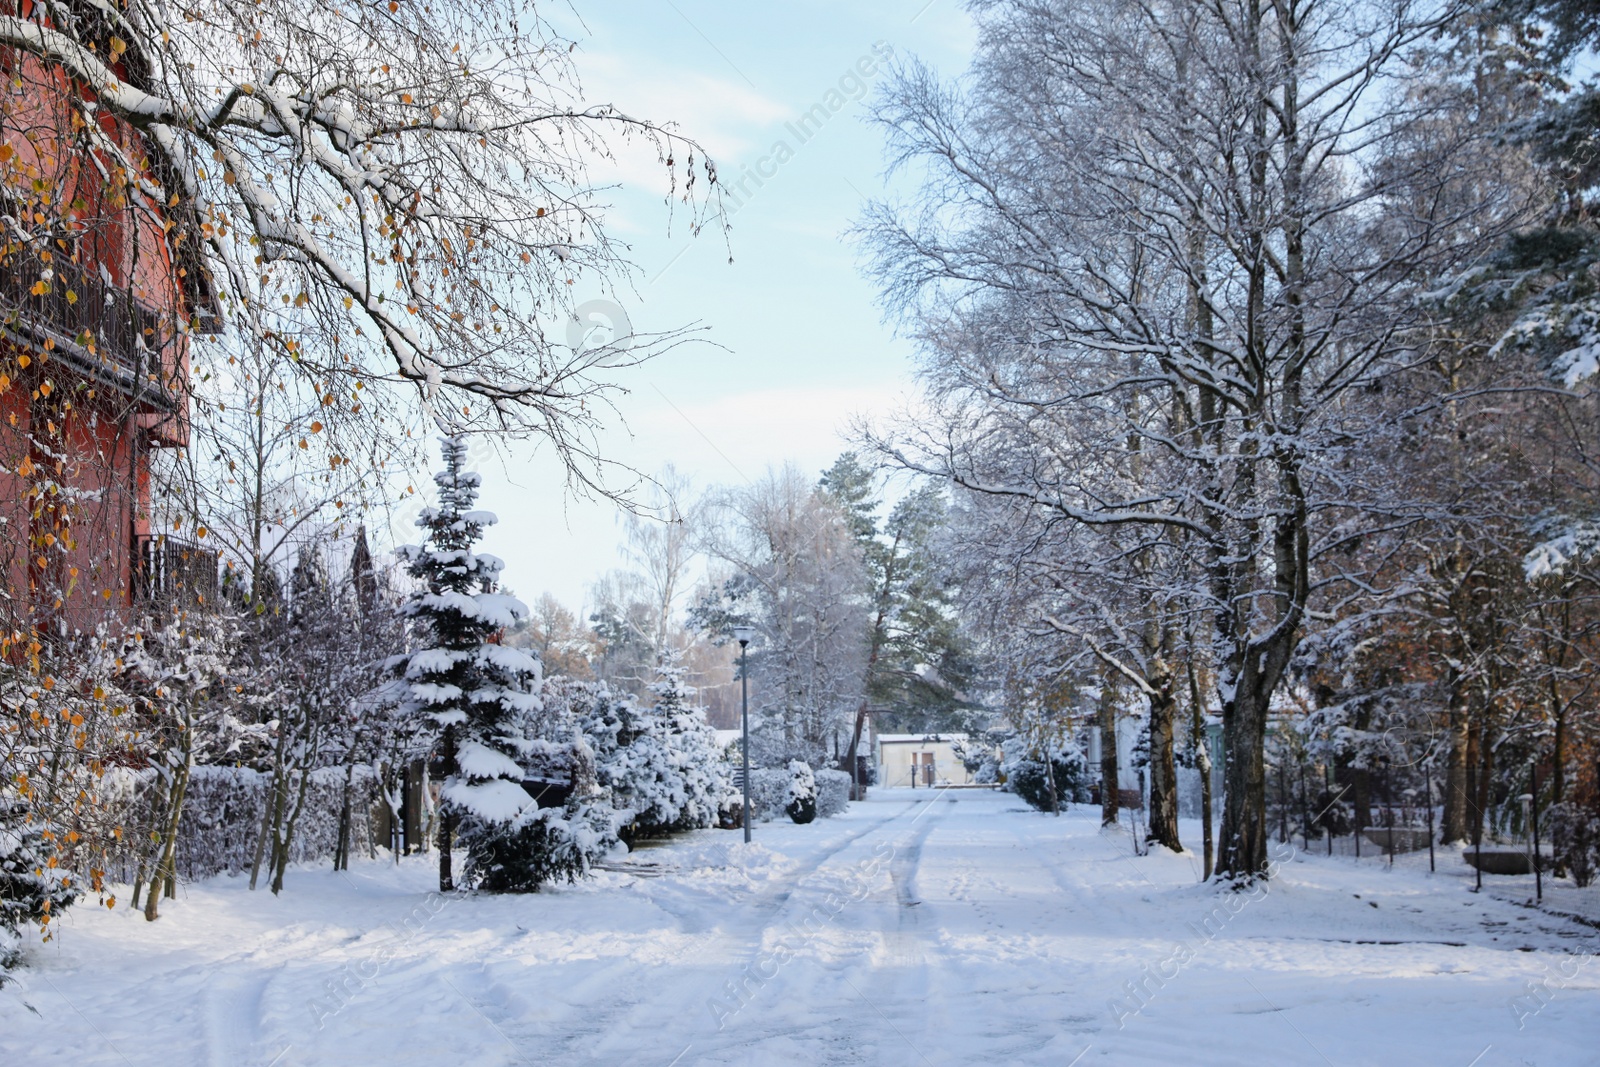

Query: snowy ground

[4,789,1598,1066]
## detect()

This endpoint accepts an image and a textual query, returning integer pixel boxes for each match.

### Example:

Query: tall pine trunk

[438,724,456,892]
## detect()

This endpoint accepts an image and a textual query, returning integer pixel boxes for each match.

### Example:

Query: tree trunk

[1440,681,1471,843]
[249,723,289,890]
[844,697,870,803]
[1215,672,1270,881]
[1044,746,1061,816]
[144,745,193,922]
[1099,678,1119,827]
[1475,715,1495,846]
[1188,657,1214,880]
[1213,619,1300,881]
[1145,666,1181,852]
[335,761,356,871]
[438,724,456,892]
[131,771,170,909]
[271,762,316,894]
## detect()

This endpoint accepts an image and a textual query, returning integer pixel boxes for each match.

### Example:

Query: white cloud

[627,382,911,482]
[572,51,790,198]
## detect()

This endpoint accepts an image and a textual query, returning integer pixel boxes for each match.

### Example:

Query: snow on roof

[876,733,968,743]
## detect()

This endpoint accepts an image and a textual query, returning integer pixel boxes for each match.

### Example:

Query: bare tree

[694,466,868,764]
[0,0,720,486]
[860,0,1519,879]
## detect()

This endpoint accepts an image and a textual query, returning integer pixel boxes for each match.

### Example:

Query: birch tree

[0,0,719,484]
[861,0,1516,878]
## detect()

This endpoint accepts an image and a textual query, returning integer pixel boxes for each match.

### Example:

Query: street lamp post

[732,625,756,843]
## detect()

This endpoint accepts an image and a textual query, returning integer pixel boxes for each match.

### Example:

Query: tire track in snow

[202,971,269,1067]
[502,798,927,1064]
[692,791,957,1066]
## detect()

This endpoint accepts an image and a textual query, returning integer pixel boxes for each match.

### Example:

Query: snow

[453,742,527,783]
[403,648,469,676]
[4,791,1597,1065]
[408,590,524,628]
[476,644,541,675]
[439,778,530,823]
[1524,516,1600,580]
[403,682,463,706]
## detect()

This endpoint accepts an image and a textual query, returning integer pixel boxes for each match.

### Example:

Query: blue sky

[450,1,977,610]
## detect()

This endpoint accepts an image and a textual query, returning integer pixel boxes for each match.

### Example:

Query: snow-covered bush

[577,658,733,844]
[954,729,1007,784]
[94,766,384,885]
[1000,736,1091,812]
[0,644,128,962]
[1,802,81,970]
[786,761,818,824]
[1549,802,1600,888]
[815,769,851,818]
[741,766,848,823]
[482,677,621,889]
[746,768,790,822]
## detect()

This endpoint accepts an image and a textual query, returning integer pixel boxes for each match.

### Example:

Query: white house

[876,733,978,788]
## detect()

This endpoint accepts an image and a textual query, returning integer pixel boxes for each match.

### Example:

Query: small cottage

[875,733,978,788]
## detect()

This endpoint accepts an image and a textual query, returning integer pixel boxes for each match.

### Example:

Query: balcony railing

[0,248,179,405]
[135,535,220,607]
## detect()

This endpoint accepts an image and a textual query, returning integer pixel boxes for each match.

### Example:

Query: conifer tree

[580,684,681,845]
[394,437,541,891]
[649,653,730,833]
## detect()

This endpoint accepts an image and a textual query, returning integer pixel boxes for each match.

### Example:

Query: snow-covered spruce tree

[649,653,730,834]
[786,761,817,825]
[394,436,544,893]
[485,675,620,890]
[998,735,1091,814]
[0,803,82,971]
[580,683,684,844]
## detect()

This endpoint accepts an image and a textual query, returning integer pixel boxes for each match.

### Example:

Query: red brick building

[1,16,219,644]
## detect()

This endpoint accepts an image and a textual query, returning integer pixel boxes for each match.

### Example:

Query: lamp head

[731,624,756,647]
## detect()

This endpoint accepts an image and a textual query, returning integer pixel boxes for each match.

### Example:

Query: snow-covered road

[4,790,1597,1066]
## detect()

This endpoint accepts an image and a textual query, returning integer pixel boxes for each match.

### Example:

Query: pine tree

[0,803,82,968]
[394,437,541,891]
[580,684,682,844]
[649,653,729,833]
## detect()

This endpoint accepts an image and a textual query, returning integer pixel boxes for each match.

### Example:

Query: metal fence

[135,535,220,606]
